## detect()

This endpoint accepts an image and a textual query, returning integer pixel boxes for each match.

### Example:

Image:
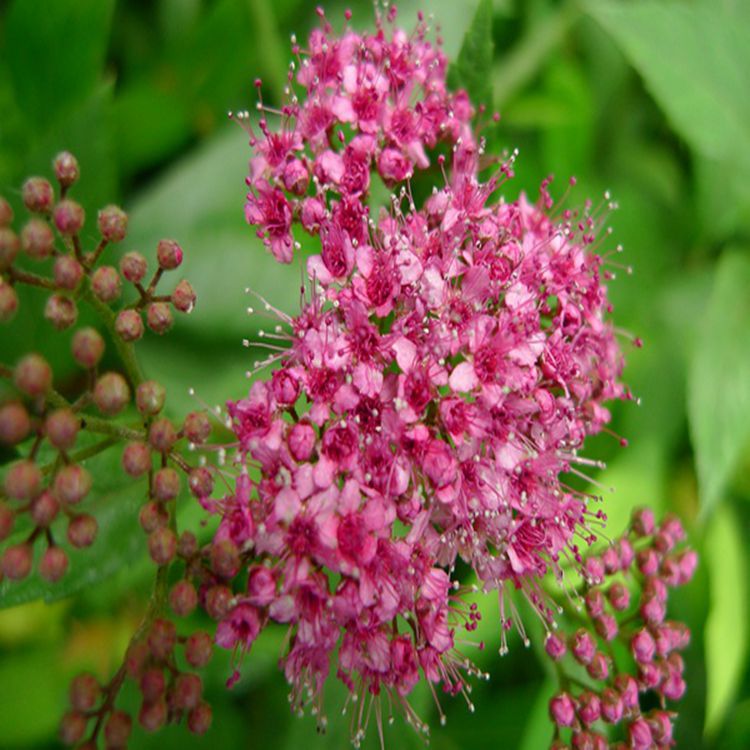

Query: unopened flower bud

[204,584,233,619]
[178,530,198,558]
[97,205,128,243]
[146,302,173,334]
[584,589,605,618]
[173,673,202,711]
[171,279,196,313]
[586,652,610,681]
[0,281,19,322]
[93,372,130,415]
[54,464,92,505]
[210,538,241,578]
[45,407,79,450]
[187,701,212,735]
[1,543,33,580]
[170,579,198,617]
[30,491,60,526]
[628,718,653,750]
[594,613,618,642]
[14,353,52,397]
[115,309,144,342]
[149,417,177,453]
[40,546,69,582]
[156,239,183,270]
[67,514,98,548]
[54,255,84,290]
[640,594,666,625]
[544,633,566,661]
[91,265,121,303]
[183,411,211,443]
[577,692,601,726]
[22,177,54,213]
[632,507,655,537]
[140,667,165,702]
[549,693,576,728]
[149,527,177,565]
[59,711,87,746]
[104,710,132,748]
[607,581,630,611]
[53,151,79,189]
[71,327,105,369]
[125,641,149,678]
[0,402,31,444]
[21,219,55,259]
[152,467,180,501]
[0,197,13,226]
[676,549,698,584]
[148,618,176,660]
[631,628,656,664]
[136,380,166,416]
[139,501,168,533]
[4,460,42,500]
[600,688,623,724]
[123,442,151,477]
[185,631,213,668]
[45,293,78,330]
[120,251,147,283]
[188,467,213,498]
[139,698,167,733]
[637,548,659,577]
[53,200,85,235]
[0,228,19,270]
[571,629,596,666]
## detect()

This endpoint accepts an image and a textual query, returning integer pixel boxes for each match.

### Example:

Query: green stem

[81,280,145,386]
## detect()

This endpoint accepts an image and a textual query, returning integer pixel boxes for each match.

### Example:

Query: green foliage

[705,504,749,736]
[1,0,750,747]
[688,252,750,517]
[448,0,495,107]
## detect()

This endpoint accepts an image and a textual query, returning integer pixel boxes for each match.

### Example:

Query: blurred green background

[1,0,750,747]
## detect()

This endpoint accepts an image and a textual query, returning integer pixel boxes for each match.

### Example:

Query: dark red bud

[152,467,180,502]
[14,352,52,397]
[146,301,173,334]
[104,710,132,748]
[53,152,80,188]
[136,380,166,416]
[114,309,144,342]
[183,411,211,444]
[0,196,13,226]
[147,618,176,660]
[188,467,213,498]
[53,200,85,235]
[67,514,98,548]
[93,372,130,415]
[39,546,69,582]
[54,255,84,290]
[148,527,177,565]
[169,579,198,617]
[59,711,87,746]
[148,417,177,453]
[91,265,121,303]
[45,293,78,330]
[54,464,92,505]
[97,205,128,243]
[172,279,196,313]
[187,701,212,735]
[123,442,151,477]
[4,460,42,500]
[1,543,33,580]
[21,219,55,259]
[0,401,31,445]
[139,500,168,533]
[0,228,20,271]
[0,281,19,322]
[45,407,80,450]
[71,327,105,368]
[185,632,213,668]
[22,177,54,213]
[156,239,183,270]
[120,251,147,283]
[30,490,60,526]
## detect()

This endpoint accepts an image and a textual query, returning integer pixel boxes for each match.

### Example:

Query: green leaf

[447,0,495,107]
[586,1,750,168]
[687,252,750,516]
[704,503,749,736]
[0,439,147,609]
[5,0,115,123]
[518,679,555,750]
[126,126,302,342]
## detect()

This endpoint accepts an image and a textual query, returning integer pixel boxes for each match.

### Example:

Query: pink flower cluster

[204,6,650,743]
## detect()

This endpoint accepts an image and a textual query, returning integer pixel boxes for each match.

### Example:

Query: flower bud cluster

[545,508,696,748]
[60,620,213,747]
